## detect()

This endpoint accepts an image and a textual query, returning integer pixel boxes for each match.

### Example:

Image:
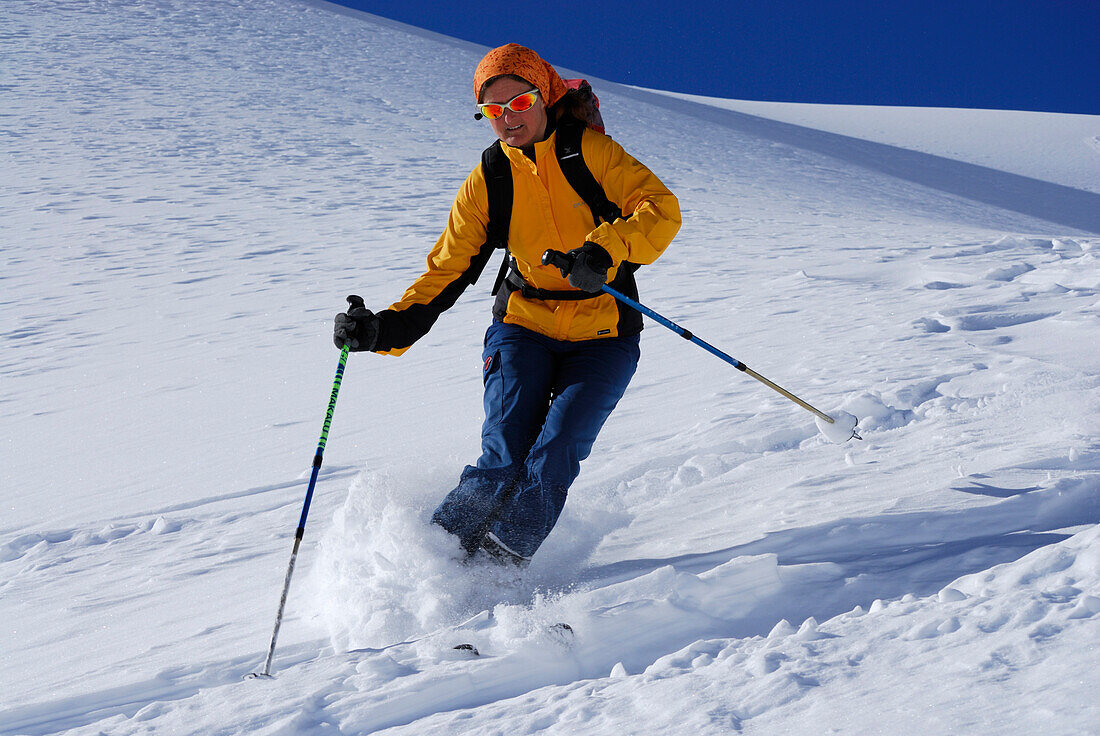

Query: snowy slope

[654,92,1100,196]
[2,0,1098,734]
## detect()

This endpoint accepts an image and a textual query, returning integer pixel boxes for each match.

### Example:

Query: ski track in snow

[2,0,1099,734]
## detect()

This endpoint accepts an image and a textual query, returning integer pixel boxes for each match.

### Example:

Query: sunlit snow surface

[2,0,1099,734]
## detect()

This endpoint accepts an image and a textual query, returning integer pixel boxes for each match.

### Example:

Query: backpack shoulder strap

[555,116,623,227]
[479,141,513,294]
[481,141,512,250]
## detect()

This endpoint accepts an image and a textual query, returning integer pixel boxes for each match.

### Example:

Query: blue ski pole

[541,250,859,439]
[249,295,362,679]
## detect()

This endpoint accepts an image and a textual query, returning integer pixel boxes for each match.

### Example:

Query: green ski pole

[250,295,361,678]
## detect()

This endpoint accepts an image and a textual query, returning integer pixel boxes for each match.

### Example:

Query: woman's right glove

[564,242,613,292]
[333,296,380,351]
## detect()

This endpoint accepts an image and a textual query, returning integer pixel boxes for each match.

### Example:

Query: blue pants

[432,322,640,559]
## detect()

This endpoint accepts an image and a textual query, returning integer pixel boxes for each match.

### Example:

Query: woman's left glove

[333,305,380,351]
[565,242,614,292]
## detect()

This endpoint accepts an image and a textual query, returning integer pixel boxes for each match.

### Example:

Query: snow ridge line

[614,85,1100,234]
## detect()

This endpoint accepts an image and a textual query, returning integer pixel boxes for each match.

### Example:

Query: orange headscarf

[473,43,568,106]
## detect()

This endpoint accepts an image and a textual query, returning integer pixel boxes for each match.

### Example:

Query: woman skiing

[334,43,680,564]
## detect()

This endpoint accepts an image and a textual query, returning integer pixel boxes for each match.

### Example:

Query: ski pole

[249,295,361,679]
[541,250,859,440]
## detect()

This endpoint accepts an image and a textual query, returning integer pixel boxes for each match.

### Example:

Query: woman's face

[481,76,548,149]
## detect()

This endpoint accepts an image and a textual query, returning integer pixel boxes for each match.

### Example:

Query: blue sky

[329,0,1098,114]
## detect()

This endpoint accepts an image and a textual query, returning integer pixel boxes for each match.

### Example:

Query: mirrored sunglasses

[475,90,540,121]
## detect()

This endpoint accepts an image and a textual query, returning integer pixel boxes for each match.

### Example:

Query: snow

[814,410,859,444]
[653,92,1100,196]
[2,0,1098,734]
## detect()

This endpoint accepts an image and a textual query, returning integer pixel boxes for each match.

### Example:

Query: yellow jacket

[373,125,681,355]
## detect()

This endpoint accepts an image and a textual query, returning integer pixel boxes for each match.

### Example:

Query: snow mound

[815,410,859,443]
[394,525,1100,735]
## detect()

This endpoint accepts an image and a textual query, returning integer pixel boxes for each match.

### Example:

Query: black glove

[333,296,380,351]
[565,242,613,292]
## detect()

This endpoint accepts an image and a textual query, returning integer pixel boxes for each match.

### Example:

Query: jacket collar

[499,116,558,166]
[500,131,555,167]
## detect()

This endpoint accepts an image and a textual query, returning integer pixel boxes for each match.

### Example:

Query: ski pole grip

[541,249,573,278]
[346,294,366,312]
